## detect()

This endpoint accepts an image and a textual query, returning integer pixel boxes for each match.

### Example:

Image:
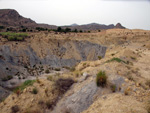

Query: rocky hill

[0,9,125,30]
[115,23,126,29]
[62,23,125,31]
[0,9,37,28]
[0,9,57,29]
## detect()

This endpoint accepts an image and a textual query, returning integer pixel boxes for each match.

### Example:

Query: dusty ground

[0,29,150,113]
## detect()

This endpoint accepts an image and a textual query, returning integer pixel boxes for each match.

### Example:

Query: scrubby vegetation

[55,78,75,94]
[45,69,50,73]
[96,71,107,87]
[11,105,20,113]
[110,84,116,92]
[54,68,61,71]
[14,80,36,93]
[32,87,38,94]
[124,88,129,95]
[98,56,102,60]
[1,75,13,81]
[0,32,28,41]
[54,27,84,33]
[0,97,6,103]
[127,74,134,81]
[56,27,71,33]
[46,100,56,109]
[130,56,136,60]
[36,27,48,31]
[0,26,5,29]
[106,57,127,64]
[63,66,76,72]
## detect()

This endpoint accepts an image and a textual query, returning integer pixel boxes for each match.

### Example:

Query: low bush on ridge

[96,71,107,87]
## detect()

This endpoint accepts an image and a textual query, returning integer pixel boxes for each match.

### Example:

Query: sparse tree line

[36,27,84,33]
[0,25,100,33]
[54,27,83,33]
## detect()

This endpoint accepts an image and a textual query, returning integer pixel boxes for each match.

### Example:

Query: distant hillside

[0,9,37,28]
[0,9,125,30]
[115,23,125,29]
[62,23,125,31]
[0,9,57,29]
[37,23,57,29]
[70,23,79,26]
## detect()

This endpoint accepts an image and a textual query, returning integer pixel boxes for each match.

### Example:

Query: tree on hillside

[73,29,78,33]
[79,30,83,33]
[65,28,71,33]
[57,27,62,32]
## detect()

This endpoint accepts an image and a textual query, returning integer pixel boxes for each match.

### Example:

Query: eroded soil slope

[0,29,150,113]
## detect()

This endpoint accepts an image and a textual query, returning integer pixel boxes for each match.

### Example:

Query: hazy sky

[0,0,150,30]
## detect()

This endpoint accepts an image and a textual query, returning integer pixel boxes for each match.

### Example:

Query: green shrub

[65,28,71,32]
[111,53,115,56]
[0,32,28,41]
[0,97,6,103]
[45,69,50,73]
[36,77,41,83]
[1,75,13,81]
[0,26,5,29]
[24,65,28,68]
[16,37,24,41]
[110,84,116,92]
[83,63,86,66]
[62,66,70,70]
[11,105,20,113]
[46,101,54,109]
[96,71,107,87]
[98,56,102,60]
[14,80,36,93]
[32,88,38,94]
[127,75,134,81]
[79,30,83,33]
[36,27,47,31]
[7,36,16,41]
[124,88,129,95]
[16,90,21,96]
[54,68,60,71]
[130,56,136,60]
[57,27,62,32]
[106,57,127,64]
[73,29,78,33]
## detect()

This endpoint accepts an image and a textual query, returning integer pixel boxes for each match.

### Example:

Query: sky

[0,0,150,30]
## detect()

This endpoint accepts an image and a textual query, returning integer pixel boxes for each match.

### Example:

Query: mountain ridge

[0,9,126,30]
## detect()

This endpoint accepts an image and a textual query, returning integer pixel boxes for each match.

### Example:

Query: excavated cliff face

[0,38,106,87]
